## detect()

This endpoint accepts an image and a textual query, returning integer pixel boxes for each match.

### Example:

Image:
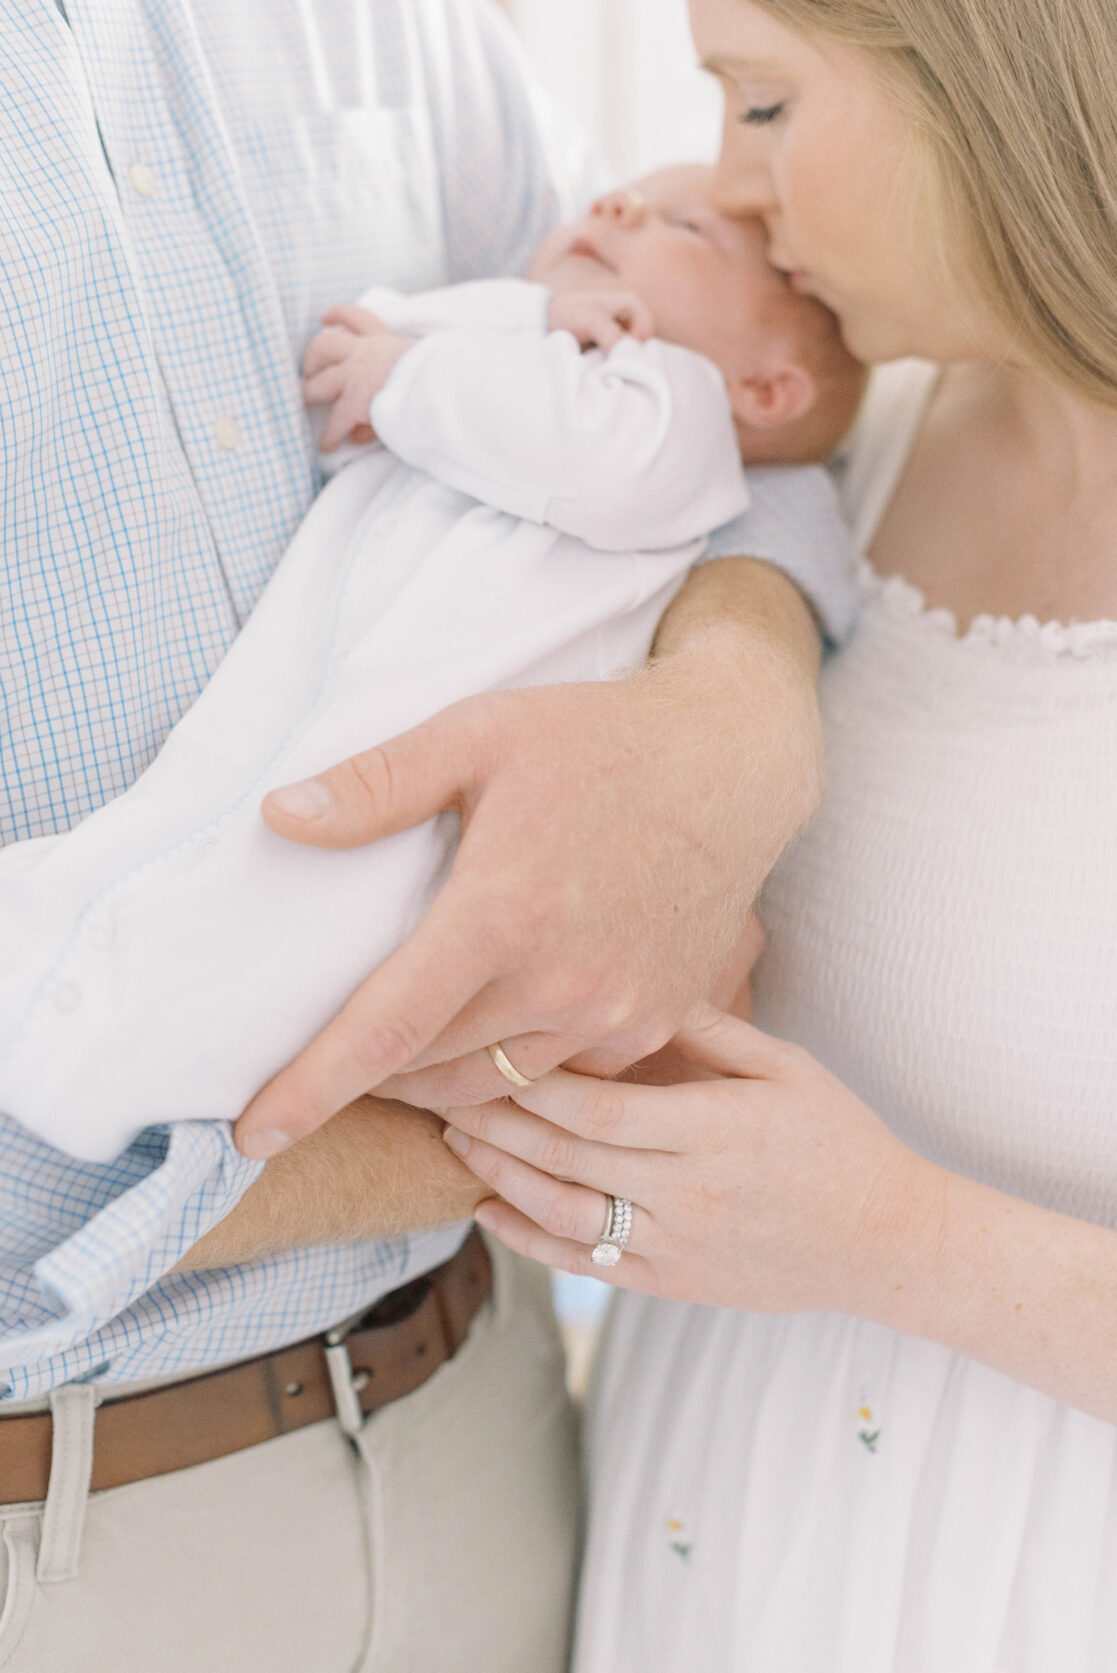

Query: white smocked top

[754,359,1117,1229]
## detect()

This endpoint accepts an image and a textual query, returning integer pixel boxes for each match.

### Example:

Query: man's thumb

[262,711,471,849]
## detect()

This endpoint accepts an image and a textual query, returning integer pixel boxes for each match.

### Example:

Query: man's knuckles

[340,1011,429,1084]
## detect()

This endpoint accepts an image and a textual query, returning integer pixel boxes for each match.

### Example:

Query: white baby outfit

[575,360,1117,1673]
[0,280,852,1162]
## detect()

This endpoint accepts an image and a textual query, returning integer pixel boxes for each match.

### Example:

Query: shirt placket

[60,0,317,624]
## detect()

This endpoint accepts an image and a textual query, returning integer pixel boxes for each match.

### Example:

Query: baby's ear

[729,361,816,431]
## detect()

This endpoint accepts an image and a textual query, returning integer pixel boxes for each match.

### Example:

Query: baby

[0,166,864,1163]
[309,164,862,473]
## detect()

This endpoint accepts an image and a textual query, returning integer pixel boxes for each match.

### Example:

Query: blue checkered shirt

[0,0,857,1401]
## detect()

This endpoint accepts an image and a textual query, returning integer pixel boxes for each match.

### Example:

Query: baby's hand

[302,307,413,451]
[547,289,655,353]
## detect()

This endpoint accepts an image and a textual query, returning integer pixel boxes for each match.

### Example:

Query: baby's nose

[591,189,646,229]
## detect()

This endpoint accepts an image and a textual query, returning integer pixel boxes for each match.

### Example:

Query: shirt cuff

[699,464,861,648]
[0,1122,262,1389]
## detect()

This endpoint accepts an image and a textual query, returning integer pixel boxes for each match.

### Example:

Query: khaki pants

[0,1241,579,1673]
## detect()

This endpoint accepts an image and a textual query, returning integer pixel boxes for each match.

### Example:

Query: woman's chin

[836,309,923,366]
[794,279,904,360]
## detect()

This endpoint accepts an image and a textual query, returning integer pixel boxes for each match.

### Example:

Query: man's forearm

[188,554,824,1271]
[178,1097,485,1270]
[653,553,822,683]
[650,554,825,880]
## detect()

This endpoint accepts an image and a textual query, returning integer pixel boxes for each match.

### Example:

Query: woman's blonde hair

[753,0,1117,405]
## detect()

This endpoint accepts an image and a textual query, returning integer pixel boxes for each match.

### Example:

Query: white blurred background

[503,0,722,179]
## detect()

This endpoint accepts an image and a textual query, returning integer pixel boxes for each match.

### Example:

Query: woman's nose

[712,157,778,220]
[713,121,778,220]
[590,189,647,230]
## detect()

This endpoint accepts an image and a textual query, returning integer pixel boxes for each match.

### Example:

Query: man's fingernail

[443,1127,471,1158]
[240,1127,293,1161]
[268,778,333,820]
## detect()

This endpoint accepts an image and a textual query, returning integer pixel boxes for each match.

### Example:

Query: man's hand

[233,558,822,1160]
[302,305,413,450]
[547,289,655,352]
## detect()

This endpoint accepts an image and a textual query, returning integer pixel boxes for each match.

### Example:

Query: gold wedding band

[487,1042,534,1089]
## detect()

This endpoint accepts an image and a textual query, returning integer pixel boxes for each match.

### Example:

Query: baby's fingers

[323,304,388,336]
[590,310,626,352]
[301,365,346,408]
[320,390,370,451]
[616,295,655,341]
[301,329,352,379]
[302,366,345,405]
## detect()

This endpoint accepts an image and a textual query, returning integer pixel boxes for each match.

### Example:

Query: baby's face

[530,165,863,462]
[531,167,794,383]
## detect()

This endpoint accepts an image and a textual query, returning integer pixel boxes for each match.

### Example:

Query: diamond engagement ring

[486,1041,534,1089]
[591,1194,633,1267]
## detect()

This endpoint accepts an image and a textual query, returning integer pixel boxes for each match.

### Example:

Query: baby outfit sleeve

[314,278,552,478]
[355,278,551,338]
[370,328,751,552]
[700,465,861,649]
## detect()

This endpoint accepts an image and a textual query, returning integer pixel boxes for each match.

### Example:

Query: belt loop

[324,1328,371,1441]
[36,1385,96,1584]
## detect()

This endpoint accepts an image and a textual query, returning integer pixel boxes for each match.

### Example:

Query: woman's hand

[444,1006,948,1318]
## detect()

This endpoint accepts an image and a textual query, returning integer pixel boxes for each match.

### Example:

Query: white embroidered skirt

[574,1292,1117,1672]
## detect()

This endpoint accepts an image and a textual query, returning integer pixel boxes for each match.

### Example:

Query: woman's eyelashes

[741,103,786,125]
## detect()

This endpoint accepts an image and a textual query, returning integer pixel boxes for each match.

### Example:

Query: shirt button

[214,415,240,451]
[128,163,157,198]
[54,981,82,1015]
[87,918,115,952]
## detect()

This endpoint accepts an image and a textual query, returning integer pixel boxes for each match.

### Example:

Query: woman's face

[689,0,1001,363]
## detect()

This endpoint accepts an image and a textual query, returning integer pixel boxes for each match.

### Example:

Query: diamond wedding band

[591,1194,633,1267]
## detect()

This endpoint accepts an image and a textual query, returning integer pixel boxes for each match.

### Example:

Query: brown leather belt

[0,1228,490,1506]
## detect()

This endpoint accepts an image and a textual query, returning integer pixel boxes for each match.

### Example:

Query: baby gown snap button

[53,981,82,1014]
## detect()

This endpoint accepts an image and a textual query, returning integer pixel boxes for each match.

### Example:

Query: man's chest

[59,0,449,349]
[0,0,454,842]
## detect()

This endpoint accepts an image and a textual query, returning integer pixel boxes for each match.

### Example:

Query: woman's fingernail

[474,1205,497,1231]
[268,778,333,820]
[240,1127,293,1161]
[443,1127,471,1158]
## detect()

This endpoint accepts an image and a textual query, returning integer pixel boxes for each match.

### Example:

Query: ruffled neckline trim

[859,560,1117,665]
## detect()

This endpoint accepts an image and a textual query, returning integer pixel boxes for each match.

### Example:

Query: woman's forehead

[690,0,830,75]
